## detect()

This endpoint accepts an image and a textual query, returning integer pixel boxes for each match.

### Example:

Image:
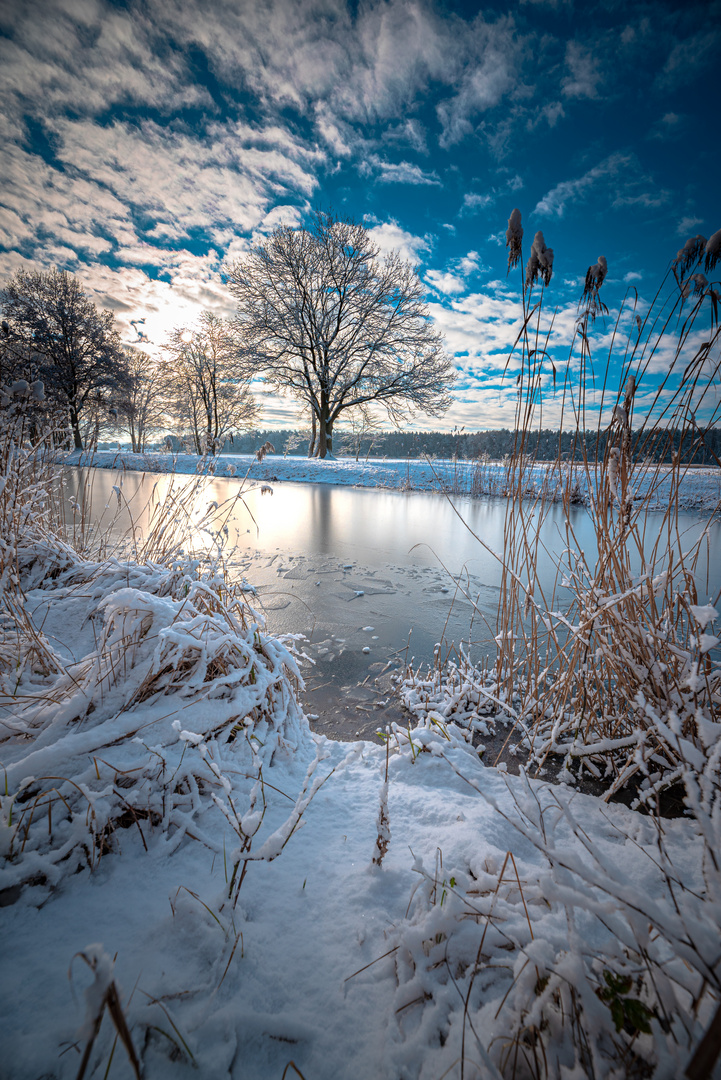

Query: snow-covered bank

[2,392,719,1077]
[67,448,721,512]
[3,538,721,1079]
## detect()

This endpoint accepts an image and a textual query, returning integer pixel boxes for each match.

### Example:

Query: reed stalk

[494,218,721,800]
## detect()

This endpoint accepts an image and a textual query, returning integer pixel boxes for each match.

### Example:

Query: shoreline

[65,448,721,512]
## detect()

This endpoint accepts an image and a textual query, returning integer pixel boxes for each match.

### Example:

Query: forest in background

[150,425,721,466]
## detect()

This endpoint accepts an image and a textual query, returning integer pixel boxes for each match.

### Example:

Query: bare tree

[337,404,384,461]
[117,348,169,452]
[225,209,455,458]
[162,311,258,454]
[1,268,129,450]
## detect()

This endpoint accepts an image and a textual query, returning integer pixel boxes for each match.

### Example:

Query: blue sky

[1,0,719,430]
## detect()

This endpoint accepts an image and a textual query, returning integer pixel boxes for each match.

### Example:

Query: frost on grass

[373,721,721,1080]
[0,539,315,895]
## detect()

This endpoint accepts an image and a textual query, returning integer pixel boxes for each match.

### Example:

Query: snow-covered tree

[1,268,129,450]
[225,209,455,458]
[162,311,258,455]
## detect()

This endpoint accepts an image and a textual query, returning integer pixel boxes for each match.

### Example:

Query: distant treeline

[216,426,721,465]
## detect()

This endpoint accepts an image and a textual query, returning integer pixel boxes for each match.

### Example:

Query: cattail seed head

[704,228,721,273]
[681,273,709,301]
[607,446,621,498]
[525,231,554,289]
[584,256,607,295]
[506,209,523,273]
[579,256,608,321]
[674,234,707,279]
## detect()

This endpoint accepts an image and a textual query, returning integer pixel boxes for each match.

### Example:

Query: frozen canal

[64,467,721,740]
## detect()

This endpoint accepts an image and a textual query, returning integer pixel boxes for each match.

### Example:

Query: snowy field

[69,448,721,512]
[2,531,720,1079]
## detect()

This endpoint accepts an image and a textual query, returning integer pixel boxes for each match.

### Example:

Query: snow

[690,602,719,629]
[65,448,721,512]
[2,433,720,1078]
[2,536,720,1078]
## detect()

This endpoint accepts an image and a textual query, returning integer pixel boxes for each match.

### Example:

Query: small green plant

[597,970,653,1036]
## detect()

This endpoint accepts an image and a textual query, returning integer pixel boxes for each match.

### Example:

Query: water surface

[64,467,721,740]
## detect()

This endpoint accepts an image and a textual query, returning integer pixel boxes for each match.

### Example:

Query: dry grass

[403,228,721,803]
[493,250,721,800]
[390,220,721,1075]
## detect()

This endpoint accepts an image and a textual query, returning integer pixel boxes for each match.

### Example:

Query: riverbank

[2,533,719,1080]
[67,448,721,512]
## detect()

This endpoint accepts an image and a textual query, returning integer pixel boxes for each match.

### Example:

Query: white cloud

[647,111,684,141]
[534,153,631,218]
[623,271,643,283]
[254,205,305,236]
[462,193,494,214]
[313,103,355,158]
[659,27,721,91]
[676,215,704,237]
[612,189,670,209]
[382,118,428,154]
[360,155,441,186]
[458,251,481,275]
[561,42,602,100]
[0,113,323,279]
[366,220,432,264]
[526,101,565,131]
[0,0,210,126]
[425,270,466,295]
[436,17,521,148]
[74,258,235,353]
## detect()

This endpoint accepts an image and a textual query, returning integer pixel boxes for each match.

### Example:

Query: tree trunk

[70,406,83,450]
[317,396,332,458]
[317,425,327,458]
[307,411,317,457]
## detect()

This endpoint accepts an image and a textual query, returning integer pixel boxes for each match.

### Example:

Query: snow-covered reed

[0,391,320,906]
[406,216,721,805]
[376,715,721,1079]
[390,219,721,1075]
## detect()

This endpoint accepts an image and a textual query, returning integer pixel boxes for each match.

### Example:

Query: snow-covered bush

[0,546,313,895]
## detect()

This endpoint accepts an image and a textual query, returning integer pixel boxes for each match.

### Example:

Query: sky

[1,0,719,431]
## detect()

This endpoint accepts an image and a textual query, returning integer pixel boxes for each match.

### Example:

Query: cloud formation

[533,154,632,218]
[0,0,717,431]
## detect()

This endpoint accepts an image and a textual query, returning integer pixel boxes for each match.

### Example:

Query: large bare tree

[225,210,455,458]
[1,268,129,449]
[162,311,258,454]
